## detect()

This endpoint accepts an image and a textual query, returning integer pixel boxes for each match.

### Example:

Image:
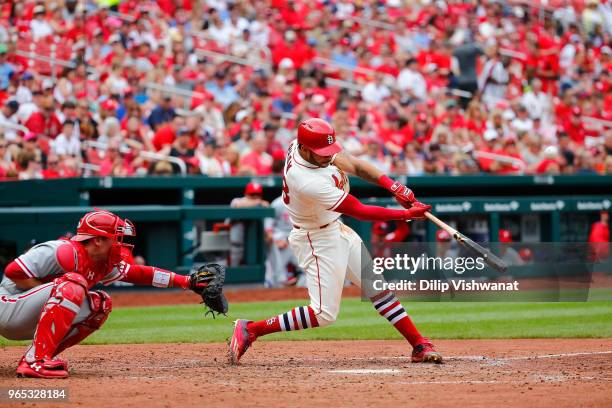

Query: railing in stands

[472,150,527,173]
[440,144,526,174]
[83,140,188,176]
[194,48,271,71]
[193,31,272,62]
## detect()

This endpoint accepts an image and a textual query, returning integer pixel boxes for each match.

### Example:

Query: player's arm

[109,262,227,315]
[3,261,43,290]
[333,151,384,184]
[335,194,430,222]
[108,263,211,293]
[5,242,67,290]
[108,263,191,289]
[333,151,426,209]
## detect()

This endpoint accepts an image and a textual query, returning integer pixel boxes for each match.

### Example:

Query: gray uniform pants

[265,244,299,288]
[0,283,93,341]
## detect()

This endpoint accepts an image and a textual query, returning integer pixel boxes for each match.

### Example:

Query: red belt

[293,222,331,230]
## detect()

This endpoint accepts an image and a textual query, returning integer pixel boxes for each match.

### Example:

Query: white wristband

[152,269,172,288]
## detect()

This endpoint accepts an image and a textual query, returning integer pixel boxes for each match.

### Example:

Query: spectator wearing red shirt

[554,90,575,121]
[562,106,587,144]
[535,146,562,174]
[380,114,413,155]
[494,138,525,174]
[152,115,184,152]
[271,29,313,69]
[535,47,561,95]
[99,144,134,177]
[439,100,466,130]
[465,102,487,135]
[24,101,62,140]
[239,135,273,176]
[413,112,433,143]
[41,154,61,179]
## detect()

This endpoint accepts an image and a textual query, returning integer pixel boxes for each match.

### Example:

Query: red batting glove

[379,175,416,208]
[402,202,431,220]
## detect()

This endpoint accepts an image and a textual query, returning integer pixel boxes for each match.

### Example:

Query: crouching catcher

[0,210,227,379]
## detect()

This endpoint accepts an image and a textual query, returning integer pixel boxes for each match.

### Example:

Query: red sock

[371,291,423,347]
[247,306,319,338]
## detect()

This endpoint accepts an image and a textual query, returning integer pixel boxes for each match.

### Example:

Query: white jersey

[282,140,350,229]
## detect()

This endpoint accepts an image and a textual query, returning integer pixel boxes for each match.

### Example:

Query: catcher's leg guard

[19,273,88,377]
[54,290,112,356]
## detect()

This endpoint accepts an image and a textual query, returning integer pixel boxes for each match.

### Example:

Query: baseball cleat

[228,319,253,365]
[411,338,443,364]
[46,355,69,371]
[16,357,69,379]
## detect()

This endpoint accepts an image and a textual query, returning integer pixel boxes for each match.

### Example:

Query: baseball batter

[0,210,224,378]
[230,118,442,364]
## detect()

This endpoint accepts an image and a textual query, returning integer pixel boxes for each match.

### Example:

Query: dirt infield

[1,339,610,408]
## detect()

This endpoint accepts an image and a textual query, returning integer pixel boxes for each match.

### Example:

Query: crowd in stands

[0,0,611,181]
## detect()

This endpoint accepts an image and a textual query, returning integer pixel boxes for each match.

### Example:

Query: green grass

[2,299,611,346]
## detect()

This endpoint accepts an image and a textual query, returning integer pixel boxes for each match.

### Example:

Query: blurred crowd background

[0,0,611,181]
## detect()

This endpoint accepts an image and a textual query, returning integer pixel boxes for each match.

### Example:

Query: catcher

[0,210,227,379]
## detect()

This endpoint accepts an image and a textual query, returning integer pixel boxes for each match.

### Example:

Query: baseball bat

[425,212,508,273]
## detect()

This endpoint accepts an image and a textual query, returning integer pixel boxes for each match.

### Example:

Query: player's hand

[402,202,431,220]
[390,182,416,206]
[379,176,419,208]
[396,196,427,210]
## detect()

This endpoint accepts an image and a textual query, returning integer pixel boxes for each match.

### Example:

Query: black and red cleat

[411,338,443,364]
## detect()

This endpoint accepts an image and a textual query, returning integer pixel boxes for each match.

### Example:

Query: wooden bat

[425,212,508,273]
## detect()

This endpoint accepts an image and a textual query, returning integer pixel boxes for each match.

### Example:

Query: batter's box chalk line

[341,350,612,362]
[330,369,403,375]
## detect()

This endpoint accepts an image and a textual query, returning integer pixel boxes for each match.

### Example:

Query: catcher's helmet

[297,118,342,156]
[74,210,135,242]
[74,209,136,266]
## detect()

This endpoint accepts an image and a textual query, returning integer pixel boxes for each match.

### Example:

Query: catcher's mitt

[189,263,228,318]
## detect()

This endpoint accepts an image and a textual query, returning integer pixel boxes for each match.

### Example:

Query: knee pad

[51,273,88,311]
[58,272,89,289]
[312,306,338,328]
[84,290,112,329]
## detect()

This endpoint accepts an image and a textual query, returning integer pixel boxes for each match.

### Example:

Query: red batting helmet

[297,118,342,156]
[245,182,263,196]
[74,210,135,242]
